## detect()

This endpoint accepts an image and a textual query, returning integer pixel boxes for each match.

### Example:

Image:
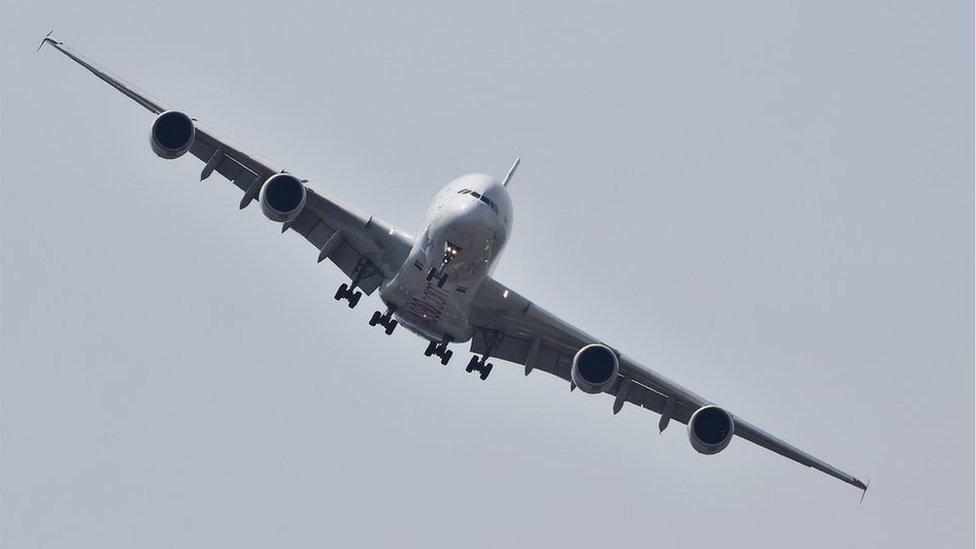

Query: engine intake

[150,110,195,159]
[688,405,734,455]
[571,344,619,394]
[259,173,307,222]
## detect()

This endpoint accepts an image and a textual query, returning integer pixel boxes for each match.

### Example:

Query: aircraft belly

[380,188,507,344]
[380,254,475,343]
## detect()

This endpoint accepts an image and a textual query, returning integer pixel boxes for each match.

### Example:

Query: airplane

[40,34,868,496]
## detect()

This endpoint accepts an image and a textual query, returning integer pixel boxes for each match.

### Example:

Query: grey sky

[2,1,973,547]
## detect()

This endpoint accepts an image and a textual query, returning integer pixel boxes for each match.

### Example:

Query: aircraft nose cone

[448,201,495,248]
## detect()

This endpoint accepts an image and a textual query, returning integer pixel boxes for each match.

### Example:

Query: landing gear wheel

[440,350,453,366]
[466,356,478,373]
[424,341,437,357]
[335,283,348,301]
[384,320,397,335]
[426,268,436,281]
[480,363,493,380]
[347,291,361,308]
[369,311,381,326]
[437,274,448,288]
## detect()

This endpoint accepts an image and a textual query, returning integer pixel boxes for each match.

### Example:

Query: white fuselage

[379,174,513,343]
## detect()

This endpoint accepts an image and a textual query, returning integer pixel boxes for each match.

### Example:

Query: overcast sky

[2,1,973,547]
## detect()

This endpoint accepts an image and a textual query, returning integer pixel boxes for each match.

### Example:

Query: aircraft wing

[40,36,413,294]
[468,277,868,493]
[43,35,865,495]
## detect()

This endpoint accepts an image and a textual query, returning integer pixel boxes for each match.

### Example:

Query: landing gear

[466,355,493,380]
[333,257,380,309]
[427,267,448,288]
[424,337,453,365]
[369,306,398,335]
[334,283,361,308]
[465,328,505,381]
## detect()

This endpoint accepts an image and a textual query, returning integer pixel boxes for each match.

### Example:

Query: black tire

[480,364,493,380]
[466,356,478,373]
[424,341,436,357]
[437,275,447,288]
[335,283,348,301]
[426,268,436,281]
[369,311,381,326]
[348,291,361,308]
[385,320,397,335]
[440,350,452,366]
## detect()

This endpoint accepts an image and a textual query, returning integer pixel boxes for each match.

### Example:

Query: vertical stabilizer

[502,156,521,187]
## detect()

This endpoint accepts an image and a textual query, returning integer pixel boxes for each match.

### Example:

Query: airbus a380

[40,35,868,495]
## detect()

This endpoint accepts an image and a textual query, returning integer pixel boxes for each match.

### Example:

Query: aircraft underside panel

[287,209,384,295]
[185,135,393,296]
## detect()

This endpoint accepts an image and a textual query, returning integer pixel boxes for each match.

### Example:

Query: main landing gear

[334,283,361,308]
[334,257,380,309]
[466,356,493,381]
[369,306,398,335]
[466,329,505,381]
[424,337,453,366]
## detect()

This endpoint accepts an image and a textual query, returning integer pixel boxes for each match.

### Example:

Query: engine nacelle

[150,110,195,159]
[259,173,307,223]
[687,405,734,455]
[571,344,619,394]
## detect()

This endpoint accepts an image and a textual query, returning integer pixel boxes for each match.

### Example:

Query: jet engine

[259,173,307,223]
[150,110,195,159]
[571,344,619,394]
[687,405,734,455]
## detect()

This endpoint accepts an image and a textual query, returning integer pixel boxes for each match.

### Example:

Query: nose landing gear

[369,306,398,335]
[426,242,459,289]
[426,268,448,288]
[424,337,453,366]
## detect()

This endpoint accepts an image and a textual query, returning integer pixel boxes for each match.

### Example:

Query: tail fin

[502,156,521,187]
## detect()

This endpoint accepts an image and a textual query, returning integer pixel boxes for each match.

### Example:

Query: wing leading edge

[469,278,868,493]
[40,36,414,292]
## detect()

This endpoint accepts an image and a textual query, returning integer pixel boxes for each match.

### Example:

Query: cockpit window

[479,195,498,214]
[456,188,499,215]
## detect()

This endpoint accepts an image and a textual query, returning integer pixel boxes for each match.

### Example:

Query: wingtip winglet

[36,30,56,53]
[857,478,870,503]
